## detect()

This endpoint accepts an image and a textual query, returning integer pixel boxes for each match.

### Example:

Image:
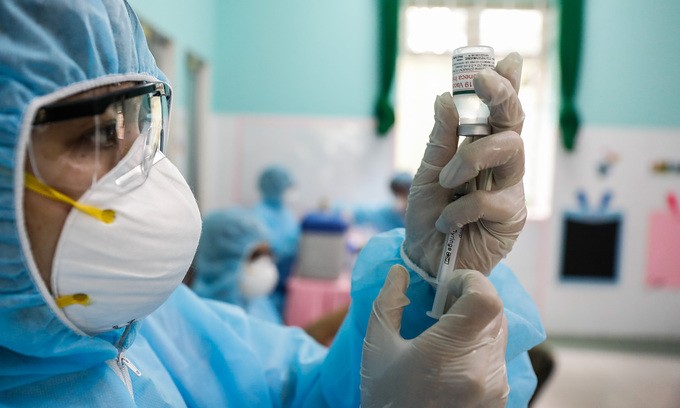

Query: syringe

[426,227,463,319]
[427,166,493,320]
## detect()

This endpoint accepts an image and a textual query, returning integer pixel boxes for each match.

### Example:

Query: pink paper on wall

[646,211,680,288]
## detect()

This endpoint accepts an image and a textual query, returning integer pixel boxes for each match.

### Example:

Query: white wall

[198,113,397,217]
[506,126,680,340]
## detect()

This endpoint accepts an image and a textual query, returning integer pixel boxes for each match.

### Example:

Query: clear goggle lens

[28,82,170,198]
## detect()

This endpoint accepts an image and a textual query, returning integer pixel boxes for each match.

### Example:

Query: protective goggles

[28,82,171,198]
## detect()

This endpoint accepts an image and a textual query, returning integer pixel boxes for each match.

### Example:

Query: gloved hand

[360,265,509,408]
[403,52,527,276]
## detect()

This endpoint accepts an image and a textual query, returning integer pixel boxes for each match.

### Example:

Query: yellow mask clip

[55,293,91,308]
[24,173,116,224]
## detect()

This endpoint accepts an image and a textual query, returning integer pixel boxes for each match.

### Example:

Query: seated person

[192,208,282,324]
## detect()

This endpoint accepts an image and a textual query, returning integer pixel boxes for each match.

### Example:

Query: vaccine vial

[452,45,496,136]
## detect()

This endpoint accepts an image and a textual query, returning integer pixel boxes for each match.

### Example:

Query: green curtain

[375,0,400,136]
[559,0,584,151]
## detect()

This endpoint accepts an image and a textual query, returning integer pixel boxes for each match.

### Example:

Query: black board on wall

[560,212,622,282]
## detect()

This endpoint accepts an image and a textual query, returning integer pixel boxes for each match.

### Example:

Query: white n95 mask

[47,152,201,335]
[240,256,279,299]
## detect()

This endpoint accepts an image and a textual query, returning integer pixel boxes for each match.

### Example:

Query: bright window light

[396,3,557,220]
[480,9,544,56]
[405,7,467,55]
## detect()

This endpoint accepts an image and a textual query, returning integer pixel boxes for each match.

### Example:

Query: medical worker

[0,1,544,407]
[192,208,282,324]
[252,165,301,311]
[353,171,413,233]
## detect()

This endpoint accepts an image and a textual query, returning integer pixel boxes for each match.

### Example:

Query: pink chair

[284,272,351,328]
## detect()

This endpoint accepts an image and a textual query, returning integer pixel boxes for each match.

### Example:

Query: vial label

[452,52,495,95]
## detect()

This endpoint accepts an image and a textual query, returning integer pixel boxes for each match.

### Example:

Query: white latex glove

[403,52,527,276]
[360,265,509,408]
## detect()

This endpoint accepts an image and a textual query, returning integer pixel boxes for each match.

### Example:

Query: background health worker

[352,171,414,233]
[0,0,544,406]
[252,165,301,312]
[192,208,282,324]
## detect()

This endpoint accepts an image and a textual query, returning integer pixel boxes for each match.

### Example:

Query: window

[395,1,557,219]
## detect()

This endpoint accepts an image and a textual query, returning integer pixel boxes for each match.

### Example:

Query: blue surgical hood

[0,0,168,390]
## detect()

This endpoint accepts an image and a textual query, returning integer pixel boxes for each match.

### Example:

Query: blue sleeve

[139,286,331,408]
[320,229,546,407]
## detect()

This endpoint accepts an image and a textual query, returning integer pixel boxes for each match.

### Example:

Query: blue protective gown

[252,200,301,299]
[0,1,545,406]
[353,205,406,233]
[322,229,546,408]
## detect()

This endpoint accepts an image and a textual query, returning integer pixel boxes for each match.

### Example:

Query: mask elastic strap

[24,173,116,224]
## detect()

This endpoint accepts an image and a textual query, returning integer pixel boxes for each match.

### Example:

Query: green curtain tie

[560,99,580,151]
[559,0,584,151]
[375,96,395,136]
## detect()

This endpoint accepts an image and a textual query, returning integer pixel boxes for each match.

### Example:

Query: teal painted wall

[127,0,214,59]
[213,1,379,116]
[127,0,217,109]
[578,0,680,127]
[127,0,680,125]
